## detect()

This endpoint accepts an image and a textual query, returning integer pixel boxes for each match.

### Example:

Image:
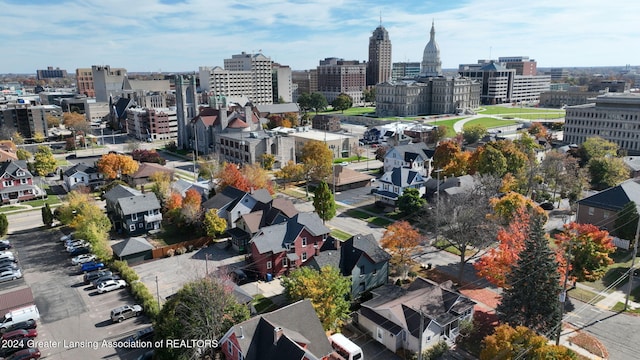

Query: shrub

[166,249,175,257]
[395,279,402,286]
[130,281,159,321]
[408,271,418,278]
[176,246,187,255]
[111,260,139,283]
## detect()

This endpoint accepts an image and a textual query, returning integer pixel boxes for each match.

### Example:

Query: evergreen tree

[313,181,336,223]
[0,214,7,237]
[615,201,639,241]
[397,187,426,215]
[496,215,562,335]
[41,203,53,227]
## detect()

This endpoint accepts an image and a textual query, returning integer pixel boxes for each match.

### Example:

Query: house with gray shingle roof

[219,299,334,360]
[383,142,434,177]
[0,160,42,204]
[249,212,330,280]
[111,236,154,264]
[576,179,640,237]
[104,184,162,235]
[63,163,104,191]
[357,277,474,353]
[373,167,426,205]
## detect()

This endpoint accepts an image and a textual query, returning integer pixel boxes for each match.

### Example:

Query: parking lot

[7,226,153,360]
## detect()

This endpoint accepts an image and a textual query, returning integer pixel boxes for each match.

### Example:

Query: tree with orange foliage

[181,188,202,225]
[490,191,546,225]
[527,122,548,139]
[442,150,471,177]
[97,153,139,180]
[380,221,421,277]
[554,222,615,281]
[216,162,250,192]
[242,163,274,194]
[433,140,461,171]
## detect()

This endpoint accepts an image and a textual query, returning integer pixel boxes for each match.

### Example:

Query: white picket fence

[612,237,630,250]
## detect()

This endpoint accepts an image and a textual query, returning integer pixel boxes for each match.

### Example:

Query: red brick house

[0,161,42,204]
[249,212,330,280]
[219,299,334,360]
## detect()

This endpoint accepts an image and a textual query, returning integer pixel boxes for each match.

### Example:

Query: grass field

[479,105,566,115]
[501,113,565,120]
[345,209,393,227]
[322,107,376,116]
[330,228,352,241]
[424,118,465,137]
[462,117,520,129]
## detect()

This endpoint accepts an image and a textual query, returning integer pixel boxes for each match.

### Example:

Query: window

[139,223,144,228]
[266,261,272,270]
[285,243,291,251]
[360,266,365,277]
[603,211,610,219]
[2,181,11,187]
[376,327,383,340]
[238,352,243,360]
[283,258,288,267]
[302,252,307,262]
[20,179,27,184]
[227,341,233,354]
[588,207,594,216]
[131,213,138,221]
[372,268,377,276]
[129,224,136,232]
[301,237,307,247]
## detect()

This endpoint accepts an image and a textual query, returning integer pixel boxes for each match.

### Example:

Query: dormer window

[16,171,25,177]
[285,243,291,251]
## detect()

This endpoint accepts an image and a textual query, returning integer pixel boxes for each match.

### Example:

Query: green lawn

[0,205,29,213]
[322,107,376,116]
[424,117,465,137]
[22,196,61,207]
[253,294,276,313]
[333,156,371,164]
[462,117,520,129]
[479,105,566,115]
[345,209,393,227]
[567,287,606,304]
[330,228,352,241]
[501,113,565,120]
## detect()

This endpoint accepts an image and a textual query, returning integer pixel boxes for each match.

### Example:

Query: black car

[83,270,112,285]
[0,320,37,334]
[68,246,91,257]
[0,240,12,251]
[0,340,29,358]
[92,274,121,288]
[539,202,555,210]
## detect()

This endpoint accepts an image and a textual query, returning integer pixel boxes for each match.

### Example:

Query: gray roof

[255,103,300,114]
[117,193,161,215]
[293,212,330,237]
[352,234,391,263]
[202,186,247,211]
[250,212,330,255]
[307,250,340,271]
[624,156,640,172]
[578,179,640,212]
[111,237,154,257]
[387,142,433,162]
[171,179,209,197]
[63,163,98,177]
[250,189,273,204]
[104,184,142,203]
[380,167,425,187]
[0,160,31,179]
[223,299,333,360]
[441,175,475,196]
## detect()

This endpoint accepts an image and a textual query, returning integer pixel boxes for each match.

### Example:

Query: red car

[2,329,37,341]
[5,348,40,360]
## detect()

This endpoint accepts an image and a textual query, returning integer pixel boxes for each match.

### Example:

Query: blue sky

[2,0,638,74]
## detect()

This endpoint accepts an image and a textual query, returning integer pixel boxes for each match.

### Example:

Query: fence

[151,237,212,259]
[612,237,630,250]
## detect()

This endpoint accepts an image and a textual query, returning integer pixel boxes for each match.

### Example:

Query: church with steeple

[375,22,480,117]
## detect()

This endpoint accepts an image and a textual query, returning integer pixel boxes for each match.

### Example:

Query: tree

[480,324,577,360]
[374,146,388,162]
[261,153,275,170]
[154,277,250,360]
[554,222,615,282]
[434,177,500,282]
[615,201,638,241]
[527,122,548,139]
[180,188,202,226]
[491,140,528,176]
[309,92,328,113]
[275,160,305,188]
[297,92,312,113]
[63,112,91,136]
[540,149,568,203]
[33,145,57,176]
[363,87,376,105]
[353,146,365,162]
[331,93,353,113]
[216,162,249,192]
[430,125,448,144]
[313,181,336,223]
[490,191,546,225]
[0,214,7,237]
[380,221,421,277]
[476,145,507,177]
[397,187,426,215]
[496,215,562,335]
[560,156,590,203]
[203,209,227,238]
[131,149,166,165]
[301,140,333,182]
[33,132,45,143]
[11,132,24,145]
[41,203,54,227]
[46,114,60,128]
[588,157,629,190]
[281,266,351,332]
[96,153,139,180]
[433,140,461,171]
[241,163,274,194]
[284,112,299,127]
[164,191,183,224]
[197,157,221,181]
[577,136,618,165]
[149,172,172,206]
[15,149,31,161]
[462,124,487,144]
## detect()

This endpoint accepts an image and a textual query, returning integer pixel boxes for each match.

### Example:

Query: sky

[2,0,639,74]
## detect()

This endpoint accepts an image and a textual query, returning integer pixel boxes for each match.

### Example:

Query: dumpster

[266,273,273,282]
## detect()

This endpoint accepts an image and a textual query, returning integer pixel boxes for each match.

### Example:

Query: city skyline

[2,0,638,74]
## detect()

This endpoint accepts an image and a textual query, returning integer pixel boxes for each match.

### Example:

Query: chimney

[273,327,283,344]
[238,326,245,339]
[334,238,341,250]
[220,106,228,130]
[314,244,320,256]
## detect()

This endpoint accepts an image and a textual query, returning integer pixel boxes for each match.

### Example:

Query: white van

[0,305,40,331]
[329,333,363,360]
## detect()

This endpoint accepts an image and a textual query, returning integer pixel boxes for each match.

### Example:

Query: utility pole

[556,240,572,345]
[417,308,424,360]
[434,169,443,244]
[193,123,198,182]
[624,211,640,310]
[155,275,160,307]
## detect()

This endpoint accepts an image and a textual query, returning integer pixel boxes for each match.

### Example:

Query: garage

[111,237,154,265]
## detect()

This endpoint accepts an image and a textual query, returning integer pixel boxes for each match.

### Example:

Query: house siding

[221,334,242,360]
[357,313,402,352]
[350,256,389,298]
[575,204,617,232]
[0,166,38,203]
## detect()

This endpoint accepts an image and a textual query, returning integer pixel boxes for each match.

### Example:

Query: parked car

[0,269,22,283]
[59,233,74,242]
[5,348,41,360]
[71,254,96,266]
[0,320,37,334]
[0,240,12,251]
[66,241,90,252]
[92,274,121,288]
[0,263,19,273]
[97,280,126,294]
[110,304,142,323]
[0,341,29,358]
[1,329,37,341]
[125,326,154,343]
[80,262,104,273]
[68,247,91,257]
[83,270,112,285]
[0,252,15,262]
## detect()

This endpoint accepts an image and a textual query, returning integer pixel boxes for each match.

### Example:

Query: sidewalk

[574,280,640,310]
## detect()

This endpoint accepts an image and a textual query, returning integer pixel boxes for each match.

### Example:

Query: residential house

[623,156,640,178]
[0,160,42,204]
[111,236,154,264]
[331,165,375,192]
[249,212,330,280]
[201,186,273,231]
[227,197,298,253]
[62,163,104,191]
[308,234,391,299]
[219,299,334,360]
[576,179,640,237]
[373,167,427,206]
[171,178,211,200]
[383,142,434,177]
[104,184,162,234]
[357,278,475,353]
[124,162,174,187]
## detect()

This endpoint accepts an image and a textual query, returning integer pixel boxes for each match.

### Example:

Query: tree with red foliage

[216,162,250,192]
[554,222,616,281]
[132,149,166,165]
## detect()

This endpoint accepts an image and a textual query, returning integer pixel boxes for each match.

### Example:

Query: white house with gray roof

[373,167,427,205]
[383,142,434,177]
[62,163,104,191]
[104,184,162,235]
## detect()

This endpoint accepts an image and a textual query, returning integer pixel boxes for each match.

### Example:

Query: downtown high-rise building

[367,25,392,86]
